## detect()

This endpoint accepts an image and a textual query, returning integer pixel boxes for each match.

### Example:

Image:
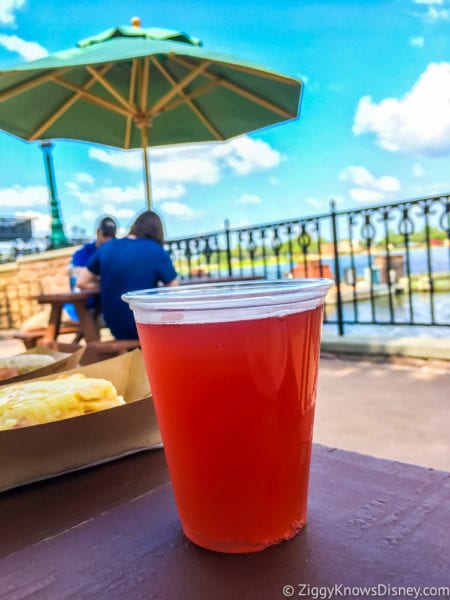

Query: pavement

[1,332,449,472]
[314,355,450,471]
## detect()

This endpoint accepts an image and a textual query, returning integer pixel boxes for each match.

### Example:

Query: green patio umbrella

[0,18,302,209]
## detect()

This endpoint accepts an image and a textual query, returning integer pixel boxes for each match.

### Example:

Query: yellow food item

[0,374,125,430]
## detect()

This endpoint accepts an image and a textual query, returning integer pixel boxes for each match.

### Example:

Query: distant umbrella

[0,17,302,208]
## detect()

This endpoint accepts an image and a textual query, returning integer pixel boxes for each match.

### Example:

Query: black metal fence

[1,194,449,334]
[167,193,450,335]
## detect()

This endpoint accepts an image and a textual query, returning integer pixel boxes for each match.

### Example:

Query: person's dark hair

[98,216,117,238]
[129,211,165,245]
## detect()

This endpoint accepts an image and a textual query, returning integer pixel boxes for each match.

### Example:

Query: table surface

[1,444,449,599]
[36,290,100,304]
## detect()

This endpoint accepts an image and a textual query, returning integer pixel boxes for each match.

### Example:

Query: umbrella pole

[140,126,152,210]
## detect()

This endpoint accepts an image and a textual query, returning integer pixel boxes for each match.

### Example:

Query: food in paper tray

[0,354,56,380]
[0,374,125,430]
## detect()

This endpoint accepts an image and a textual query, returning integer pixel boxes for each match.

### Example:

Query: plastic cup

[122,278,333,553]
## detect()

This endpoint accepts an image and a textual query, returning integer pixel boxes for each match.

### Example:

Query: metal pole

[40,141,69,249]
[140,127,152,209]
[330,199,344,335]
[224,219,233,276]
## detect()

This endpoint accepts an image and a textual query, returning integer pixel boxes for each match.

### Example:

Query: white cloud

[413,0,449,20]
[89,148,142,171]
[350,189,384,203]
[0,184,49,208]
[84,136,283,218]
[66,181,144,206]
[0,0,25,25]
[236,193,262,205]
[0,34,48,61]
[211,137,282,175]
[88,136,282,192]
[229,217,252,228]
[413,162,426,177]
[160,201,204,220]
[151,182,186,200]
[306,197,324,209]
[410,36,425,47]
[75,172,95,185]
[155,156,220,184]
[353,63,450,156]
[426,6,449,19]
[339,166,401,203]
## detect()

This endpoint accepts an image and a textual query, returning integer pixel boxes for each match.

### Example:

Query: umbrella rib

[148,59,212,116]
[152,57,224,140]
[29,64,112,141]
[52,77,130,117]
[85,65,136,113]
[221,79,295,119]
[182,56,298,84]
[0,68,71,102]
[162,79,220,112]
[172,55,296,119]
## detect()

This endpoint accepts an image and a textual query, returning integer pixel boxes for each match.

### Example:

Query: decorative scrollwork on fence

[398,205,415,238]
[360,212,376,247]
[297,223,312,254]
[438,196,450,237]
[271,227,282,256]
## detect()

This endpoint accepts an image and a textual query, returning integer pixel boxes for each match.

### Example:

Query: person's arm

[76,267,100,291]
[158,247,179,287]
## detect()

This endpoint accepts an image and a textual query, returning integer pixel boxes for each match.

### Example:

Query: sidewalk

[1,333,449,472]
[314,355,450,471]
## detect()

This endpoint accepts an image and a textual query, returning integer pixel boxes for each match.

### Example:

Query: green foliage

[379,226,448,247]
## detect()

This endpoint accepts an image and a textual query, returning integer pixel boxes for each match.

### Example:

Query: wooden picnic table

[1,444,448,598]
[36,290,101,344]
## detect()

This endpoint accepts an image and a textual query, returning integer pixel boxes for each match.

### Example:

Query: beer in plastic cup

[123,278,333,553]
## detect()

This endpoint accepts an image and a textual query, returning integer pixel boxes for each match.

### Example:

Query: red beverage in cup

[123,279,332,553]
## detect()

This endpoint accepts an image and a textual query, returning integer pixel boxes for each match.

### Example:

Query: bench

[14,323,83,350]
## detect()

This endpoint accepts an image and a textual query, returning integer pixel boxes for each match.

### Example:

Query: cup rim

[122,278,333,313]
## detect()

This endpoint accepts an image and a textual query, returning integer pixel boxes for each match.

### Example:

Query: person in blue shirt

[77,210,178,340]
[70,216,117,285]
[64,216,118,322]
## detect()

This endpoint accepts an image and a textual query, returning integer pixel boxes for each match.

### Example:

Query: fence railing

[166,193,450,335]
[1,194,449,335]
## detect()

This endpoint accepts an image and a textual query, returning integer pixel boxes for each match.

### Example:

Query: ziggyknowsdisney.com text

[282,583,450,599]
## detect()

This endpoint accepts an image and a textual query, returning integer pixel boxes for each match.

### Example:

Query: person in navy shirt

[71,216,117,279]
[65,216,118,322]
[77,210,178,340]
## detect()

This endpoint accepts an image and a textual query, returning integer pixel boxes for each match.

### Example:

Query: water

[237,246,450,338]
[323,292,450,338]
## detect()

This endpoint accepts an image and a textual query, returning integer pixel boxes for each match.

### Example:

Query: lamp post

[40,140,69,249]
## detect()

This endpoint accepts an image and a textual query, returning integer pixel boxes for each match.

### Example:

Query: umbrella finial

[131,16,141,28]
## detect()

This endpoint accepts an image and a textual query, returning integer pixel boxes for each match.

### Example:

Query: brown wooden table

[36,290,101,344]
[1,444,449,598]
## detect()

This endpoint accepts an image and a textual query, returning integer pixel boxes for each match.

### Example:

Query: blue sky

[0,0,450,240]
